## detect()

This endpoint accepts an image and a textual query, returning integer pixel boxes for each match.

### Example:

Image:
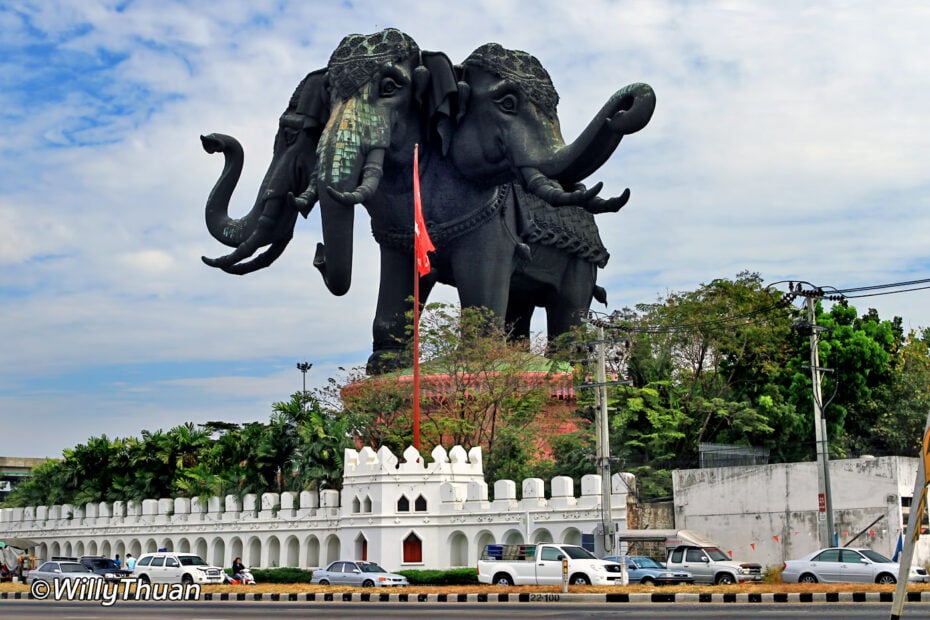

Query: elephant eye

[379,77,402,97]
[283,128,300,146]
[495,93,519,114]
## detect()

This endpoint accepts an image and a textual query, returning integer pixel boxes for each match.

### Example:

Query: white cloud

[2,0,929,456]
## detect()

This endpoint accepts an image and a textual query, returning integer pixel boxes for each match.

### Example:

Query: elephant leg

[449,204,518,321]
[367,246,435,374]
[505,293,535,342]
[546,260,598,338]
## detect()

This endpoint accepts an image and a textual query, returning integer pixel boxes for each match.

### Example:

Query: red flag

[413,144,435,276]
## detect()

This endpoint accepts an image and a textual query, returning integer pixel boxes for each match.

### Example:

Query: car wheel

[641,577,656,585]
[318,579,330,586]
[493,573,513,586]
[181,574,194,586]
[799,573,818,584]
[571,574,591,586]
[362,579,375,587]
[138,574,150,585]
[876,573,897,585]
[715,573,736,585]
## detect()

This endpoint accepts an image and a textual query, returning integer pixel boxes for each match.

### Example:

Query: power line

[592,275,928,337]
[831,277,930,295]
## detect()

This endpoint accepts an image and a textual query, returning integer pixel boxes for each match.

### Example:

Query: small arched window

[397,495,410,512]
[414,495,427,512]
[362,496,372,513]
[351,497,361,513]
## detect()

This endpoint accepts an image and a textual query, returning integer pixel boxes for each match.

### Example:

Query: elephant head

[306,29,456,296]
[451,43,656,213]
[201,69,330,274]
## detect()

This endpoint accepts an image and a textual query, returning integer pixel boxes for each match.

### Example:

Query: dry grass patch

[6,582,930,596]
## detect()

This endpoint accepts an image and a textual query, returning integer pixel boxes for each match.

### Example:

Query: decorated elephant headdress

[461,43,559,121]
[327,28,420,101]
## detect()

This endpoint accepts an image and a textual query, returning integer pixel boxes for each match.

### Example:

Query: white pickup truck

[477,543,624,586]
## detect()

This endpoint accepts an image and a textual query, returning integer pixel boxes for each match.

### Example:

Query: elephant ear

[418,51,457,156]
[293,68,330,132]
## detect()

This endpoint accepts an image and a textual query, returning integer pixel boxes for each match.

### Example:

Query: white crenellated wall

[0,445,630,571]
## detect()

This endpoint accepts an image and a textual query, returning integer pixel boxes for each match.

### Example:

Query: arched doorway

[448,531,468,567]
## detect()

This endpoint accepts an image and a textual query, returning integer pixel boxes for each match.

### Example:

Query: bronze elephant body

[199,30,656,374]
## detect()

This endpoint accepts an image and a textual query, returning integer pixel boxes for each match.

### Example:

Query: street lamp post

[296,362,312,397]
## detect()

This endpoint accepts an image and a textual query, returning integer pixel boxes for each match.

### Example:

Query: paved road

[0,600,925,618]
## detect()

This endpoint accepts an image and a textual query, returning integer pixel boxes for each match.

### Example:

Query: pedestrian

[231,557,246,583]
[114,553,122,568]
[125,553,136,571]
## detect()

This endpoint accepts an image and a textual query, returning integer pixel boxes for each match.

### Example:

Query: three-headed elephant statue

[199,29,656,374]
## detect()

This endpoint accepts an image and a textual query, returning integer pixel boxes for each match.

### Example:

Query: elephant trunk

[313,97,392,296]
[536,82,656,185]
[201,133,261,247]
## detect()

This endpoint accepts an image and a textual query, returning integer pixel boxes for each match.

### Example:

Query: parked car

[781,547,930,584]
[25,560,103,585]
[310,560,408,587]
[602,555,695,585]
[79,555,133,582]
[132,552,225,585]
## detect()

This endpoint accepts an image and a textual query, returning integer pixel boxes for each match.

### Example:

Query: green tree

[864,329,930,456]
[599,272,789,491]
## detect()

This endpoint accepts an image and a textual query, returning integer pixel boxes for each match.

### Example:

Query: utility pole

[804,294,836,547]
[593,323,614,556]
[577,312,632,584]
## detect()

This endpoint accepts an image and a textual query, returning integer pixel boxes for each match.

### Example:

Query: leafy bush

[397,568,478,586]
[763,564,782,584]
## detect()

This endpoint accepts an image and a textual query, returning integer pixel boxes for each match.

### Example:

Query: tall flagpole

[413,238,421,451]
[411,143,435,453]
[412,144,422,451]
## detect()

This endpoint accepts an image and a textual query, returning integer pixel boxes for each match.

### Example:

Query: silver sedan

[311,560,408,587]
[26,560,104,585]
[781,547,929,584]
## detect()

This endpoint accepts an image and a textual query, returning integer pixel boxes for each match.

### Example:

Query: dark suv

[79,556,133,582]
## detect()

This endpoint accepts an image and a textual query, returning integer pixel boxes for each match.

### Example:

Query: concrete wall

[0,445,629,571]
[672,456,930,570]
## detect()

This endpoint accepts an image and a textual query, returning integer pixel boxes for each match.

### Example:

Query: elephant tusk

[522,167,604,206]
[288,186,318,218]
[219,236,293,275]
[323,149,385,206]
[201,198,298,271]
[580,188,631,214]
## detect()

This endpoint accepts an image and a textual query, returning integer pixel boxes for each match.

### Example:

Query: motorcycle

[226,567,256,585]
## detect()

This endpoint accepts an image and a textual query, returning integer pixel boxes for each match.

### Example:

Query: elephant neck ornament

[198,29,656,375]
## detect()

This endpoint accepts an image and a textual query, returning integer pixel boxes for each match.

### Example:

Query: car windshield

[860,550,893,563]
[179,556,207,566]
[85,559,117,569]
[358,563,387,573]
[562,546,597,560]
[705,547,731,561]
[632,557,664,569]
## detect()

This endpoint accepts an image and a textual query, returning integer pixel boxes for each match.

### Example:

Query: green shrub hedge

[397,568,479,586]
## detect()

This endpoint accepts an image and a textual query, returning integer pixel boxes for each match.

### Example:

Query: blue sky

[2,1,930,457]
